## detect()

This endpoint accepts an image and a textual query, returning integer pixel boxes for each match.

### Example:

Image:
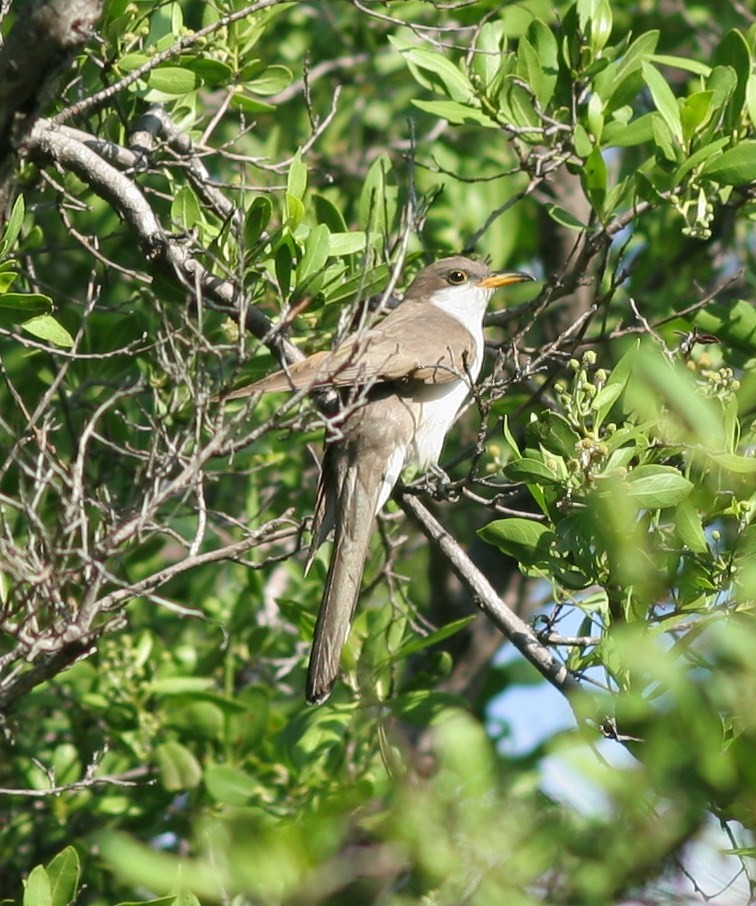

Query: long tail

[305,449,382,705]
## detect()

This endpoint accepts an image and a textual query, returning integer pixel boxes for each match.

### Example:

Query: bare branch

[398,493,580,698]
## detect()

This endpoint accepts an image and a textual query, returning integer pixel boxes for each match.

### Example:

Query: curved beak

[478,271,534,289]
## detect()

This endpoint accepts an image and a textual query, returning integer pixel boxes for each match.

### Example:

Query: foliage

[0,0,755,904]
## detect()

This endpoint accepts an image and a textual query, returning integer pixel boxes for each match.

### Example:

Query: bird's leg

[426,463,462,502]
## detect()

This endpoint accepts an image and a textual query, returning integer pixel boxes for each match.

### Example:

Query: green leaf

[281,706,353,770]
[582,146,608,215]
[648,54,711,76]
[650,113,678,162]
[1,193,24,254]
[472,20,508,87]
[573,123,593,157]
[298,223,330,283]
[326,263,389,305]
[672,137,730,185]
[389,690,467,726]
[675,499,708,553]
[146,66,200,96]
[711,29,751,129]
[244,195,273,247]
[287,151,307,201]
[23,865,52,906]
[20,315,74,348]
[284,194,305,229]
[0,262,18,294]
[0,292,53,321]
[603,112,656,148]
[390,38,474,102]
[397,616,476,658]
[747,71,756,127]
[527,19,559,107]
[641,61,683,146]
[596,31,658,111]
[275,239,294,297]
[618,30,660,73]
[148,676,215,696]
[118,52,151,72]
[479,518,555,566]
[245,64,292,95]
[182,58,234,85]
[411,98,498,127]
[591,382,624,424]
[504,456,563,485]
[587,91,604,141]
[499,80,539,133]
[312,194,348,232]
[517,36,546,107]
[680,91,714,142]
[544,203,586,231]
[706,65,737,115]
[617,465,693,508]
[627,347,726,448]
[707,452,756,474]
[154,740,202,791]
[502,414,521,458]
[230,91,275,115]
[358,153,398,240]
[328,231,367,256]
[0,260,18,293]
[525,410,581,457]
[46,847,81,906]
[100,831,224,902]
[204,763,256,806]
[170,185,202,230]
[701,141,756,185]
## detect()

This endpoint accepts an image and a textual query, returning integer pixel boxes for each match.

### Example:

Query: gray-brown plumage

[227,256,531,703]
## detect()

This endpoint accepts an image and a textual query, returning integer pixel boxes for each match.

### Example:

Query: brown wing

[225,306,476,399]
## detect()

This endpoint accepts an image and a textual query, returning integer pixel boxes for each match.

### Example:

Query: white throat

[428,283,492,378]
[428,284,493,334]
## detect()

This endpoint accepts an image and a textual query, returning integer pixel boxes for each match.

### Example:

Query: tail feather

[305,452,381,705]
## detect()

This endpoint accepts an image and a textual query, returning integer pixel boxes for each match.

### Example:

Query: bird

[225,256,532,704]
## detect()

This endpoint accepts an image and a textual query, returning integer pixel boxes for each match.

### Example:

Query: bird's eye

[447,270,467,285]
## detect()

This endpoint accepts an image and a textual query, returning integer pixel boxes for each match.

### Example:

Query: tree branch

[398,493,580,697]
[0,0,104,213]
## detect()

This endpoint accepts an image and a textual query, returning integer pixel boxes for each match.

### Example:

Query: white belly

[408,377,474,470]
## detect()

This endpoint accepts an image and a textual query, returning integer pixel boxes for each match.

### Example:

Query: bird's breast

[408,377,474,470]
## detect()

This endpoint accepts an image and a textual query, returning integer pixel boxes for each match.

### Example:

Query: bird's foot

[427,465,461,501]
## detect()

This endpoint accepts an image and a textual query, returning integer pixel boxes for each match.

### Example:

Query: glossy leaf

[605,465,693,509]
[641,61,683,146]
[711,29,751,129]
[20,315,74,348]
[390,38,475,102]
[544,203,587,231]
[46,847,81,906]
[0,292,53,321]
[171,185,202,230]
[244,195,273,247]
[287,151,307,201]
[298,223,330,282]
[479,518,556,566]
[504,456,563,484]
[411,98,498,127]
[674,499,708,553]
[146,66,200,95]
[1,193,24,254]
[23,866,52,906]
[702,141,756,185]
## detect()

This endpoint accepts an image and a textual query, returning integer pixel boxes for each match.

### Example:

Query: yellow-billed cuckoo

[226,256,532,703]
